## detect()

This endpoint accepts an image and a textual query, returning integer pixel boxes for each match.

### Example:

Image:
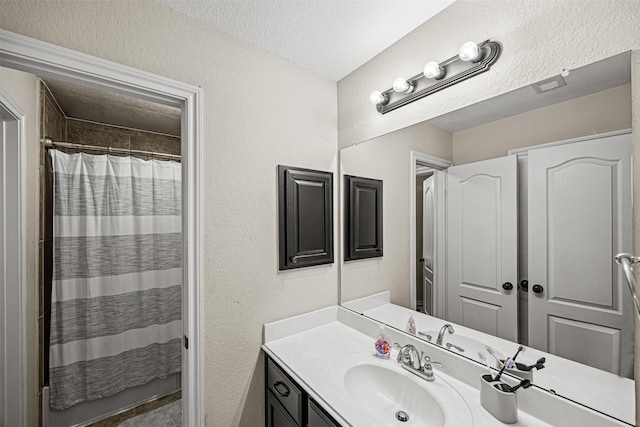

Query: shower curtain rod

[41,137,181,161]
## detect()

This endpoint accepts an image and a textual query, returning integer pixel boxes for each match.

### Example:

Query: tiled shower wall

[66,118,180,157]
[40,81,180,157]
[38,81,181,424]
[39,82,64,399]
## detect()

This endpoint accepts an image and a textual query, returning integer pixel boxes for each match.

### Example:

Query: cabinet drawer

[267,359,303,425]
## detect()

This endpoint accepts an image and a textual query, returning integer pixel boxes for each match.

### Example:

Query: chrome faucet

[396,344,421,370]
[395,343,442,382]
[436,323,454,345]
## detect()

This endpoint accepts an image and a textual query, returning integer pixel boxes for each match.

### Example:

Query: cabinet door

[344,175,383,260]
[278,165,334,270]
[266,392,299,427]
[308,399,340,427]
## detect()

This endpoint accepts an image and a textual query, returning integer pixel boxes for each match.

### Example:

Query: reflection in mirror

[339,52,634,425]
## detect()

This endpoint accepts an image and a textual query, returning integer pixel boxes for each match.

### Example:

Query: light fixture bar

[373,40,501,114]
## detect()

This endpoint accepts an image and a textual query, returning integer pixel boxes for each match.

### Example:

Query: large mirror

[339,51,635,425]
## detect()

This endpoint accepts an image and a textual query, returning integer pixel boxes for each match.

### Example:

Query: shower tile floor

[118,399,181,426]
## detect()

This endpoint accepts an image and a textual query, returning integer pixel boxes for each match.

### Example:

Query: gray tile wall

[39,81,63,394]
[66,118,180,157]
[41,83,66,143]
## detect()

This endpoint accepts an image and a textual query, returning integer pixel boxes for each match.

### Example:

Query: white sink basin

[334,354,473,427]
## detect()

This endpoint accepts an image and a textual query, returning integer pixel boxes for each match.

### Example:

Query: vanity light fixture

[369,39,502,114]
[392,77,414,93]
[423,61,445,79]
[458,41,482,62]
[369,90,388,106]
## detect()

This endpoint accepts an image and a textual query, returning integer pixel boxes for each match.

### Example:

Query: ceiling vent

[531,75,567,94]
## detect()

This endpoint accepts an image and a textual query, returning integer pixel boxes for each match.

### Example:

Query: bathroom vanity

[262,305,627,427]
[265,355,340,427]
[342,291,635,425]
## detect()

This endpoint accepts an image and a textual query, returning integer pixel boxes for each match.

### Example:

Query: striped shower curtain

[49,149,182,410]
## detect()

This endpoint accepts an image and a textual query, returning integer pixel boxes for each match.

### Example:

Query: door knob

[419,258,425,263]
[520,280,528,291]
[532,284,544,294]
[502,282,514,291]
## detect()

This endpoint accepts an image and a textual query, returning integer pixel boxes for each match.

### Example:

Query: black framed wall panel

[344,175,383,261]
[278,165,334,270]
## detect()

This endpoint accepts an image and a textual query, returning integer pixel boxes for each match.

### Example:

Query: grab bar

[614,253,640,316]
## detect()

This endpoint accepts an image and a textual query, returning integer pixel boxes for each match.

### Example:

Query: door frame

[409,151,452,317]
[0,86,28,427]
[0,29,204,425]
[507,128,632,156]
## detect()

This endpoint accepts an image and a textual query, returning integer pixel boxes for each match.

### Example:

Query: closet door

[446,156,518,341]
[528,132,632,376]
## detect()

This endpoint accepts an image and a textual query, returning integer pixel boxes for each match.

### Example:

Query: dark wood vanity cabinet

[265,354,341,427]
[267,392,298,427]
[307,399,340,427]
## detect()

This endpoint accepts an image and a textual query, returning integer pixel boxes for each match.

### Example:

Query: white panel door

[528,133,632,377]
[446,156,518,341]
[422,175,434,315]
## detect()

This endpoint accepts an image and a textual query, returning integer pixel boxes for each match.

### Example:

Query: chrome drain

[395,411,409,422]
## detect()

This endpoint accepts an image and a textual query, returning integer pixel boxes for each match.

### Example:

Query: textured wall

[340,121,451,306]
[0,2,338,426]
[452,84,632,164]
[338,0,640,149]
[0,66,40,427]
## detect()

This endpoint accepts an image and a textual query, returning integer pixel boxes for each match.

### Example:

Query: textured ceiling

[158,0,456,81]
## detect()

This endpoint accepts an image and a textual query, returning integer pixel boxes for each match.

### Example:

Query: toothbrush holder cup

[500,359,534,381]
[480,374,518,424]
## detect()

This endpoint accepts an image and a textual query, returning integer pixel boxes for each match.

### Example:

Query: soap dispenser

[405,314,416,334]
[374,325,392,359]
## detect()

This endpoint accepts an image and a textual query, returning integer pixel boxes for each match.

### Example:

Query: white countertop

[263,306,628,427]
[343,293,635,426]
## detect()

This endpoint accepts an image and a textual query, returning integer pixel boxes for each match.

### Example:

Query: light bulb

[392,77,414,93]
[423,61,445,79]
[369,91,388,105]
[459,41,481,62]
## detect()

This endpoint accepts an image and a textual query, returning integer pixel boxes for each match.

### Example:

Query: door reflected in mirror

[339,52,635,425]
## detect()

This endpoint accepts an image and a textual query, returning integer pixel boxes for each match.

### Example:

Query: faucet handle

[418,354,442,381]
[421,354,443,369]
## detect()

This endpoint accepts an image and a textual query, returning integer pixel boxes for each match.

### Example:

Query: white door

[528,132,633,377]
[446,156,518,341]
[422,175,434,315]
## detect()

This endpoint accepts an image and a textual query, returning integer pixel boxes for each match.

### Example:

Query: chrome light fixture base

[374,40,502,114]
